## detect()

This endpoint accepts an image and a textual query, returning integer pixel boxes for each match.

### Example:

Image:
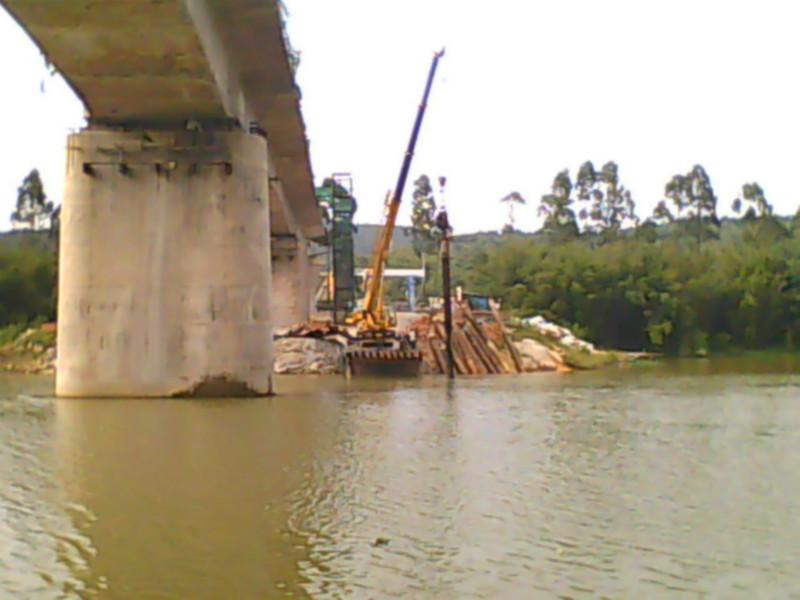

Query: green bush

[0,237,55,331]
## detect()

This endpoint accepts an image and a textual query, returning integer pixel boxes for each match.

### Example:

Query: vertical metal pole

[408,275,417,311]
[329,209,337,323]
[332,213,341,324]
[441,234,455,379]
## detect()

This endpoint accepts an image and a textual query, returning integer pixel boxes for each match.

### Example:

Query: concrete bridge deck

[2,0,321,238]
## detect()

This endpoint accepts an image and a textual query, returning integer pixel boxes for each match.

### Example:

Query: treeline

[412,163,800,355]
[452,230,800,354]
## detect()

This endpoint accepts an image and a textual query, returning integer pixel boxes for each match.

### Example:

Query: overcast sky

[1,0,799,233]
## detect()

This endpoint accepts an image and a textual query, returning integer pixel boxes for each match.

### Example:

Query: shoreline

[0,322,656,377]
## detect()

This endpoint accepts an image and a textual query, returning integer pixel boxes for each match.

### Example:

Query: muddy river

[2,357,800,598]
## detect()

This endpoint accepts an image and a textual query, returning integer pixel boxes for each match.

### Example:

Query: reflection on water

[2,360,800,598]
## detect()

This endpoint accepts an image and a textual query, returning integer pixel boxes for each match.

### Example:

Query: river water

[2,358,800,598]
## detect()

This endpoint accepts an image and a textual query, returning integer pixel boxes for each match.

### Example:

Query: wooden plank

[490,299,524,373]
[462,307,506,374]
[460,301,481,327]
[505,333,524,374]
[454,329,478,375]
[488,340,515,374]
[462,324,495,373]
[453,327,484,375]
[465,321,503,374]
[425,337,443,374]
[430,339,446,374]
[482,330,507,374]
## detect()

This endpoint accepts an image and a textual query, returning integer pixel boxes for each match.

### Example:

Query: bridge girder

[1,0,322,239]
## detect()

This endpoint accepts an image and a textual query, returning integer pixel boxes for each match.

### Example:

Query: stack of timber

[275,320,346,339]
[409,301,525,376]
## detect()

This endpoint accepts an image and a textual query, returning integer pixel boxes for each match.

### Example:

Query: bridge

[1,1,324,397]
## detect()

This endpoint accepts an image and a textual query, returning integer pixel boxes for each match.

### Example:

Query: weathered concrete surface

[0,0,322,239]
[57,129,273,397]
[271,236,312,330]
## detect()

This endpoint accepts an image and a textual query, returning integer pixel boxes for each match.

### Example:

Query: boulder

[520,355,539,373]
[521,316,597,353]
[515,339,564,372]
[274,338,344,375]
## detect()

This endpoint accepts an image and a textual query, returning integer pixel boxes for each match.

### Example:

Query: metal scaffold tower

[316,174,358,323]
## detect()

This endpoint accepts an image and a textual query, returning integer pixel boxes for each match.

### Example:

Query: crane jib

[391,49,445,209]
[356,48,445,326]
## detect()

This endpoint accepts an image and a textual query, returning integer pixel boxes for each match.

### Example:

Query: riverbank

[0,316,646,376]
[0,324,56,374]
[509,316,656,370]
[274,313,645,376]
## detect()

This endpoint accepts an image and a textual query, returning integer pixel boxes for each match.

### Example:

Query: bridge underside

[1,0,323,396]
[2,0,323,238]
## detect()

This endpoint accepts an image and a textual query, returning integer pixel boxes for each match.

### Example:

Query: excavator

[345,49,445,377]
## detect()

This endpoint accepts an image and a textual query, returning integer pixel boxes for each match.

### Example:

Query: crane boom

[359,49,446,327]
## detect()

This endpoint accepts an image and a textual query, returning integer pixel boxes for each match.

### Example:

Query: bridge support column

[56,129,274,398]
[271,236,313,329]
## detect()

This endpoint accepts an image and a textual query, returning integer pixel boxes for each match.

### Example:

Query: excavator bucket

[346,348,422,378]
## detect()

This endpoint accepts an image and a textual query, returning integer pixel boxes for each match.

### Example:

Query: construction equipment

[346,49,445,376]
[316,175,358,322]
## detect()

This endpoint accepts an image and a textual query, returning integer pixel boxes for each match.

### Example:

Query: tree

[538,170,579,241]
[733,182,771,220]
[575,160,637,239]
[650,200,676,226]
[500,191,526,233]
[664,165,720,244]
[11,169,54,231]
[733,183,788,241]
[410,175,438,257]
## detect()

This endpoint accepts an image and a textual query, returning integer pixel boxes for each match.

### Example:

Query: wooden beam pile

[410,301,524,376]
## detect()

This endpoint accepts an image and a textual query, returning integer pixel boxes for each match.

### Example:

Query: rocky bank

[0,315,628,377]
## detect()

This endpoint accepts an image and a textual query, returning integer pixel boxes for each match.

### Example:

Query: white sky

[1,0,800,233]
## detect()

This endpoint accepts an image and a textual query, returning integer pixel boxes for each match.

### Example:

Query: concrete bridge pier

[56,128,275,398]
[271,236,314,330]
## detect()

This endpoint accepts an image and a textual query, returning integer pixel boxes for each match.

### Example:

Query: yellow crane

[346,49,445,376]
[350,191,398,332]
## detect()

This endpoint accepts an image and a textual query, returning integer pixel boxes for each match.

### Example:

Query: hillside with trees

[405,165,800,356]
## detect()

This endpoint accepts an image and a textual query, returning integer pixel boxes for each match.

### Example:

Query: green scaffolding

[316,177,358,323]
